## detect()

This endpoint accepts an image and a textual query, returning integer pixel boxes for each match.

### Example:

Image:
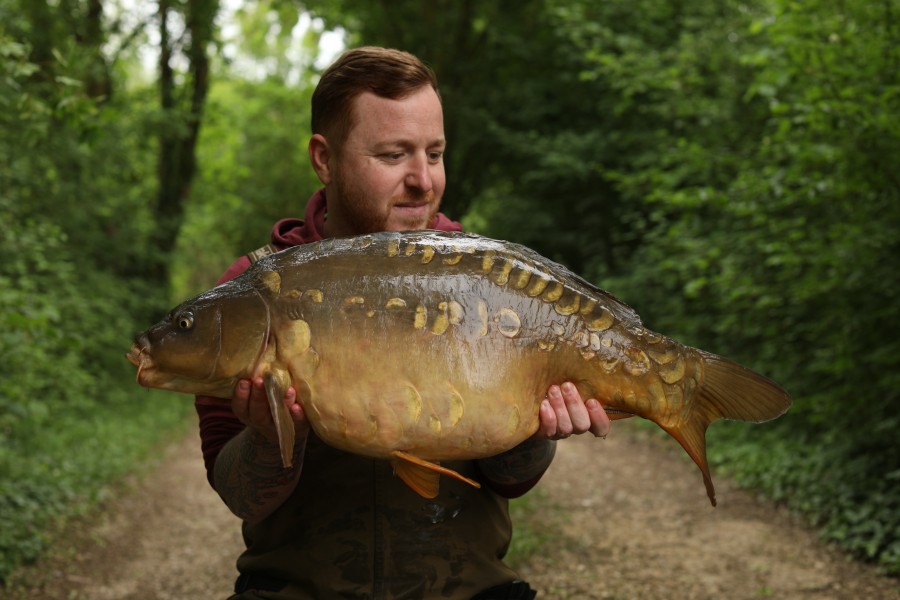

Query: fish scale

[127,230,791,504]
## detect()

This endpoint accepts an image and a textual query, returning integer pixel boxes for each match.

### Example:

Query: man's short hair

[311,46,440,150]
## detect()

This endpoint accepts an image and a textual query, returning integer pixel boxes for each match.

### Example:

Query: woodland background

[1,0,898,582]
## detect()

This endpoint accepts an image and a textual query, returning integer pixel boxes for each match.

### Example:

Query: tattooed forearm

[477,438,557,486]
[214,428,306,523]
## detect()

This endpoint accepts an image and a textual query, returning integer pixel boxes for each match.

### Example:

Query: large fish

[127,230,790,504]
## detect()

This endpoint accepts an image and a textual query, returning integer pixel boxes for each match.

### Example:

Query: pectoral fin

[264,370,295,468]
[390,451,481,498]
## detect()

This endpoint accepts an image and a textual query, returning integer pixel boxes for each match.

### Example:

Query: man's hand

[477,382,610,494]
[231,377,310,444]
[215,378,309,523]
[536,382,610,440]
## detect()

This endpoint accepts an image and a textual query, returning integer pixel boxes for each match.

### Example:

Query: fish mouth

[126,341,155,386]
[125,344,142,367]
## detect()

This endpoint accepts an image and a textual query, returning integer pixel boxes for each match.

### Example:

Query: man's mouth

[392,202,432,218]
[389,193,438,228]
[394,191,436,208]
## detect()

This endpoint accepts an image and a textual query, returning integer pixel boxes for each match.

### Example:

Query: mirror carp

[127,230,791,504]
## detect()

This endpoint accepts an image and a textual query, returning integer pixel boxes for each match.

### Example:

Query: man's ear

[308,134,332,185]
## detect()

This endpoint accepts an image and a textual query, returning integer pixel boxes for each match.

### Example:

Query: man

[196,46,610,600]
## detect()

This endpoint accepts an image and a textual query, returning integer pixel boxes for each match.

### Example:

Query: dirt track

[4,419,899,599]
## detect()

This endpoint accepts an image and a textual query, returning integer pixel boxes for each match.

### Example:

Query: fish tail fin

[661,417,717,506]
[695,352,792,424]
[664,352,791,507]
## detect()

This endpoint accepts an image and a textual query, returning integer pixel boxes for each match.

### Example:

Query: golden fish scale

[258,231,701,461]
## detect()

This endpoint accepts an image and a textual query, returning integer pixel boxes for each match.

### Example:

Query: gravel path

[3,419,899,599]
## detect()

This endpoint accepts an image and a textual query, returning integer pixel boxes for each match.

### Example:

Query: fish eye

[176,312,194,330]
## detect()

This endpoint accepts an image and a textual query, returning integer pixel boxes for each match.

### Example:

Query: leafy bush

[0,203,195,582]
[590,0,900,573]
[709,419,900,574]
[0,29,192,581]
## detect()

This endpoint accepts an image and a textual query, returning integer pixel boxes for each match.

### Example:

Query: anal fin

[390,450,481,498]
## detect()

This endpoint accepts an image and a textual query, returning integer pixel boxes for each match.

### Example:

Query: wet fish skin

[127,230,791,504]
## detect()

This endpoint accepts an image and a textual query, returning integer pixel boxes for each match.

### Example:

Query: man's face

[324,86,446,237]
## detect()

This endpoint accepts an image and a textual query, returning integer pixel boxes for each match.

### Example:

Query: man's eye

[382,152,405,161]
[428,151,444,162]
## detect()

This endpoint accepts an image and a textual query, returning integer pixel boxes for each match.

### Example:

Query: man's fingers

[235,379,252,401]
[586,398,611,438]
[547,385,573,438]
[231,379,252,422]
[231,378,311,443]
[286,388,311,432]
[560,382,592,433]
[247,377,271,424]
[283,385,297,408]
[539,399,557,438]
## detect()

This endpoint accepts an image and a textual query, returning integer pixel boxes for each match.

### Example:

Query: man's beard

[332,174,440,235]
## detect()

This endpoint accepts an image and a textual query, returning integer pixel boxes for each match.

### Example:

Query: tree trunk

[82,0,112,101]
[153,0,218,283]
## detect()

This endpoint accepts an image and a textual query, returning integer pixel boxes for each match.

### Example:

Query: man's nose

[405,154,433,192]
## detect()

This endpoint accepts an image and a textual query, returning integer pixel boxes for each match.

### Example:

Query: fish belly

[297,308,554,461]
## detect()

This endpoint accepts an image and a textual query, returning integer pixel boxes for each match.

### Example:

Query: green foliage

[172,76,320,297]
[0,185,191,582]
[0,1,326,580]
[169,1,327,296]
[710,419,900,574]
[0,388,191,582]
[0,13,190,582]
[568,0,900,573]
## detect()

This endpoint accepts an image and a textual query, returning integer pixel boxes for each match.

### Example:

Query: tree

[153,0,220,282]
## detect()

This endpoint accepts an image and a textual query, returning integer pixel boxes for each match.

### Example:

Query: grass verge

[0,389,193,583]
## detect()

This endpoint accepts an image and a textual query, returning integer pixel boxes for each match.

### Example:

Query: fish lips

[126,340,157,388]
[126,342,144,368]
